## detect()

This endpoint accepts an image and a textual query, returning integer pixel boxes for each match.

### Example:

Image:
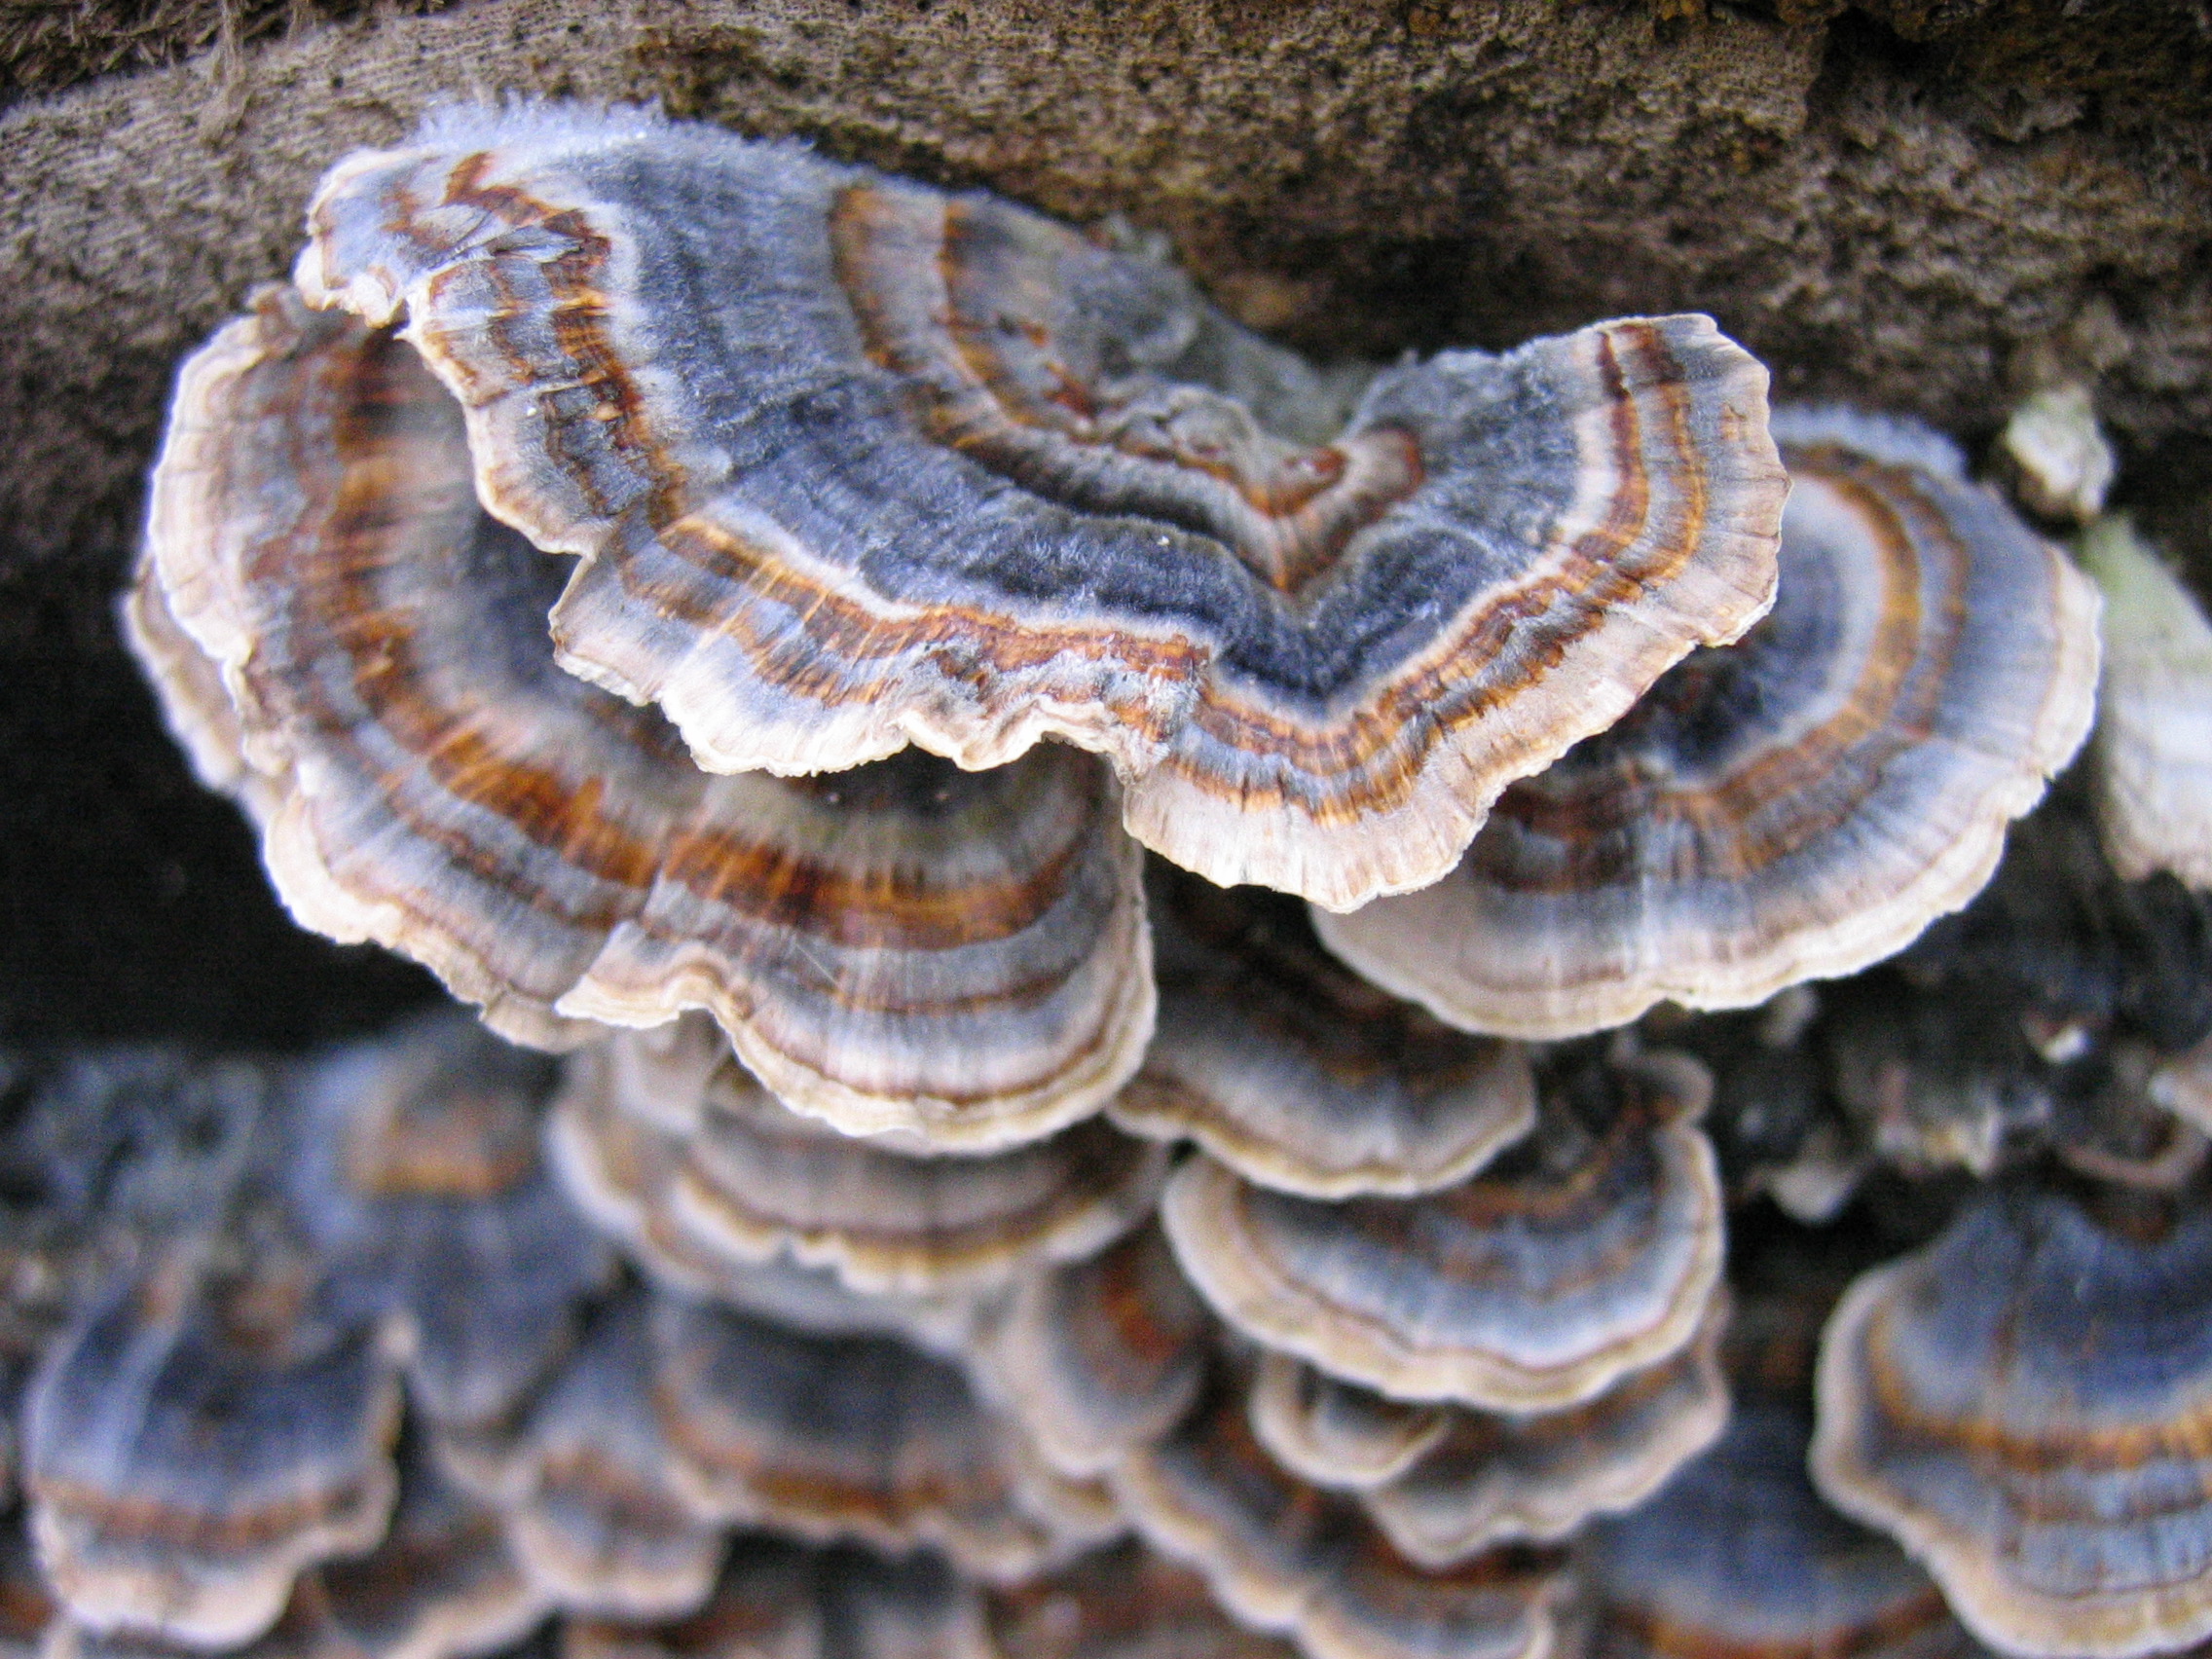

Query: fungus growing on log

[549,1032,1166,1298]
[1813,1183,2212,1659]
[1317,409,2100,1038]
[1111,873,1535,1198]
[129,286,1154,1150]
[288,101,1784,912]
[1161,1050,1723,1412]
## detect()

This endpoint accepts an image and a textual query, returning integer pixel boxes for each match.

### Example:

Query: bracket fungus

[1355,1297,1728,1567]
[644,1291,1092,1582]
[1246,1356,1451,1494]
[972,1222,1213,1481]
[1111,874,1535,1198]
[1113,1371,1569,1659]
[259,1438,547,1659]
[442,1292,726,1621]
[284,1013,613,1431]
[985,1538,1304,1659]
[1316,408,2100,1039]
[1812,1182,2212,1659]
[550,1032,1166,1298]
[280,100,1784,913]
[1581,1398,1981,1659]
[1244,1304,1726,1561]
[24,1271,405,1648]
[129,287,1153,1149]
[1161,1049,1724,1411]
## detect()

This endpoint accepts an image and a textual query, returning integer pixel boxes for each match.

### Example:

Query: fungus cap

[130,288,1154,1150]
[445,1292,724,1621]
[1812,1183,2212,1659]
[552,1036,1167,1298]
[973,1222,1213,1480]
[1582,1398,1980,1659]
[24,1275,403,1648]
[295,101,1785,912]
[1113,1372,1567,1659]
[1112,875,1534,1198]
[285,1012,613,1430]
[1316,408,2100,1038]
[1246,1353,1450,1493]
[1357,1298,1728,1566]
[1161,1050,1724,1411]
[562,1536,994,1659]
[645,1292,1084,1582]
[986,1538,1303,1659]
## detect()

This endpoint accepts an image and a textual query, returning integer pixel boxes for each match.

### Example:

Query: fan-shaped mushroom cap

[132,288,1153,1151]
[1357,1298,1728,1567]
[1161,1050,1723,1411]
[1247,1298,1725,1552]
[291,1439,545,1659]
[1315,407,2100,1039]
[443,1294,722,1621]
[563,1537,992,1659]
[538,1096,977,1354]
[645,1293,1080,1581]
[550,1039,1165,1298]
[1580,1398,1979,1659]
[0,1048,268,1357]
[24,1270,402,1647]
[1113,1374,1567,1659]
[121,578,276,824]
[1245,1356,1448,1493]
[86,1435,549,1659]
[985,1538,1303,1659]
[286,1013,612,1430]
[295,101,1784,913]
[972,1222,1213,1479]
[1111,875,1534,1198]
[2078,517,2212,891]
[1812,1182,2212,1659]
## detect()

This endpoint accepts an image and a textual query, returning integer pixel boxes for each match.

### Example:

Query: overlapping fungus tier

[129,284,1152,1151]
[1317,408,2101,1039]
[1813,1183,2212,1659]
[644,1292,1095,1582]
[1111,873,1534,1198]
[974,1222,1212,1480]
[298,101,1785,911]
[1243,1299,1727,1563]
[24,1268,405,1650]
[1113,1371,1568,1659]
[285,1013,612,1432]
[985,1538,1304,1659]
[549,1034,1167,1299]
[1355,1298,1729,1566]
[1161,1050,1723,1412]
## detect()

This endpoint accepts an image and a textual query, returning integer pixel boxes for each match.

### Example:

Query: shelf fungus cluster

[93,92,2212,1659]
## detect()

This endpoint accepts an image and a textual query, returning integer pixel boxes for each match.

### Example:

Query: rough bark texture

[2,0,2208,1046]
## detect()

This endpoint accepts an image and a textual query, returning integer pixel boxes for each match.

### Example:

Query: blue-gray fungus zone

[298,101,1786,912]
[69,93,2212,1659]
